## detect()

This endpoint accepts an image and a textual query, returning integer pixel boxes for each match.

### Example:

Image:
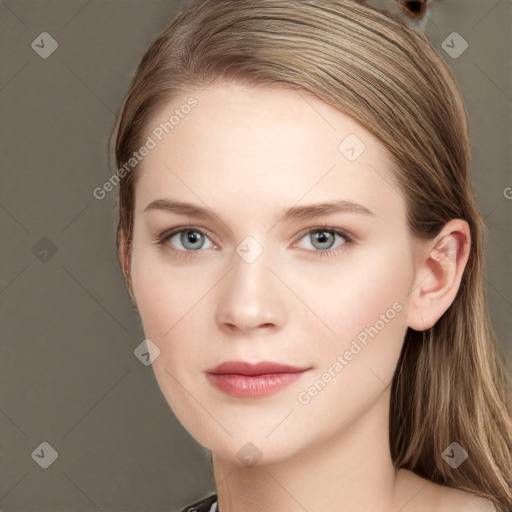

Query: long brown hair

[110,0,512,508]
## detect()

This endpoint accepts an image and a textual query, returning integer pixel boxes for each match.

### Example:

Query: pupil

[183,230,203,248]
[314,231,333,249]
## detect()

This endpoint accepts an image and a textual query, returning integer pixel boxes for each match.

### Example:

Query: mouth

[205,360,310,398]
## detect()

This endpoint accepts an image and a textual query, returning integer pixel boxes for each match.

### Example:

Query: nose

[215,249,287,336]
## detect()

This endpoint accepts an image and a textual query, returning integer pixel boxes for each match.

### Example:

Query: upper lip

[207,360,310,376]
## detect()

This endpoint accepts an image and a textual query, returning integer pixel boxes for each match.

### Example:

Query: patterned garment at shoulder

[181,494,218,512]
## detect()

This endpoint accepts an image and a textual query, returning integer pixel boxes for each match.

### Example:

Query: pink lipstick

[206,360,309,398]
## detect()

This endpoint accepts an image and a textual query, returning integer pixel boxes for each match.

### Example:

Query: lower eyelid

[295,229,352,249]
[168,229,215,250]
[158,227,353,255]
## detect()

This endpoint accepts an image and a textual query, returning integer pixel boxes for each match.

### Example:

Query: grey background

[0,0,510,510]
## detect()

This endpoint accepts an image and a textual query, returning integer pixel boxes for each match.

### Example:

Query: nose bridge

[215,238,286,333]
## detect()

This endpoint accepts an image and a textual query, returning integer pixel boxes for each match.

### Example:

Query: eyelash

[154,225,355,259]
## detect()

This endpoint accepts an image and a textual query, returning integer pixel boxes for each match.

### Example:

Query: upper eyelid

[294,225,353,239]
[160,225,354,248]
[161,225,220,246]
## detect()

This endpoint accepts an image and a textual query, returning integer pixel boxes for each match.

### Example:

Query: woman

[110,0,512,510]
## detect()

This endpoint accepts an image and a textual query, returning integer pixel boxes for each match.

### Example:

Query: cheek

[130,249,211,394]
[132,278,206,383]
[131,257,210,439]
[300,240,411,337]
[301,240,412,381]
[290,260,410,440]
[131,247,210,340]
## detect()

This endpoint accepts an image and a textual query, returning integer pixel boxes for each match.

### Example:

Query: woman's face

[128,81,418,465]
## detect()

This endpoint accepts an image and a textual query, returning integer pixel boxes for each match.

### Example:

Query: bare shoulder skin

[393,469,497,512]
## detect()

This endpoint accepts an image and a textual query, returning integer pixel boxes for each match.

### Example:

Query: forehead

[133,81,405,223]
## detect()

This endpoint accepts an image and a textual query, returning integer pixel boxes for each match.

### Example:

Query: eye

[155,225,353,259]
[158,227,215,252]
[295,227,353,255]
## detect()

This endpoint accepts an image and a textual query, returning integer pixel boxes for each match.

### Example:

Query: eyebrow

[143,198,375,225]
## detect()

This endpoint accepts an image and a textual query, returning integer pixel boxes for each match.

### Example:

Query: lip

[206,360,310,398]
[208,360,308,376]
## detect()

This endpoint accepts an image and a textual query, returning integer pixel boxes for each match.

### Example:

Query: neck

[212,388,401,512]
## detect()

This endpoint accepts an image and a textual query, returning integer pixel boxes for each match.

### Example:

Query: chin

[208,437,296,469]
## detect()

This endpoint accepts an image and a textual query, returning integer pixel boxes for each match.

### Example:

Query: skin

[120,81,494,511]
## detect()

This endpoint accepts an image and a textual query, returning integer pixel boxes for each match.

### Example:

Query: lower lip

[206,372,305,398]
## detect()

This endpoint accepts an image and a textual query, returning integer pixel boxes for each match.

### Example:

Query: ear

[117,227,136,307]
[406,219,471,331]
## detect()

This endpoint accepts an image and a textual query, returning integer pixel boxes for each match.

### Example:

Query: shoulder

[393,469,497,512]
[435,486,496,512]
[179,493,217,512]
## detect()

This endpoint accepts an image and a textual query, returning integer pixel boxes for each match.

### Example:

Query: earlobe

[406,219,471,331]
